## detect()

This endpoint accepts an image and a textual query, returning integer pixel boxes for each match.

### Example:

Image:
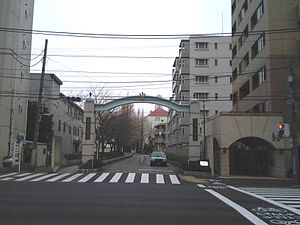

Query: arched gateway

[82,96,292,178]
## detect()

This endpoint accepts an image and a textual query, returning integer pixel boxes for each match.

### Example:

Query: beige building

[0,0,35,166]
[204,0,300,178]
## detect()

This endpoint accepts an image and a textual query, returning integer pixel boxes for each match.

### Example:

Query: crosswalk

[238,187,300,211]
[0,172,181,185]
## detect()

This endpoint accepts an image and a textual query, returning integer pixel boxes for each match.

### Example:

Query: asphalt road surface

[0,154,299,225]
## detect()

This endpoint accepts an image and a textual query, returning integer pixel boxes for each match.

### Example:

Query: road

[0,154,299,225]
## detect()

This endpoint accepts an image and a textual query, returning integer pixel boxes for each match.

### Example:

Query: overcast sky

[31,0,231,113]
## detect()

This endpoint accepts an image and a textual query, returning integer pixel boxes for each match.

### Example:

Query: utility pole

[32,39,48,166]
[289,64,299,180]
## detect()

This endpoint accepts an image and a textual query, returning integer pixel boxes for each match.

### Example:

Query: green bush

[64,152,82,160]
[166,152,188,164]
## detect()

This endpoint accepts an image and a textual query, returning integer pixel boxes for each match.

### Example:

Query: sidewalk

[181,172,300,188]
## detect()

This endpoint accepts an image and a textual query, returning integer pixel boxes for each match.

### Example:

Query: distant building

[144,107,168,146]
[167,36,232,160]
[153,123,167,151]
[0,0,35,167]
[28,73,83,168]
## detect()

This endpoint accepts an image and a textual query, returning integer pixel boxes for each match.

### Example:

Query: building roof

[147,107,168,117]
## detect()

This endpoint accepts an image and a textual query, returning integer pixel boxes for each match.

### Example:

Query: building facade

[144,107,168,146]
[226,0,300,177]
[29,73,83,167]
[0,0,35,166]
[167,36,232,160]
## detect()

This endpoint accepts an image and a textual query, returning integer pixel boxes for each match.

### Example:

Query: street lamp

[158,131,161,151]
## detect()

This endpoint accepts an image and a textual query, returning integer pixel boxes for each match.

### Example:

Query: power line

[1,26,300,39]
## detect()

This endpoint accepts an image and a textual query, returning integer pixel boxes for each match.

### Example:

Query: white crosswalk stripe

[109,173,123,183]
[46,173,70,182]
[94,173,110,183]
[141,173,149,183]
[31,173,58,182]
[156,174,164,184]
[15,173,32,177]
[169,175,180,184]
[0,172,182,185]
[77,173,97,183]
[125,173,135,183]
[62,173,83,182]
[0,172,18,178]
[15,173,45,181]
[239,187,300,210]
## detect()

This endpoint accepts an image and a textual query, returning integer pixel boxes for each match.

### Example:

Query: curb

[77,154,133,173]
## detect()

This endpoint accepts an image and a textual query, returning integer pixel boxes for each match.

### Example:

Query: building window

[239,80,250,99]
[192,118,198,141]
[230,60,232,66]
[252,66,266,90]
[238,25,249,49]
[232,45,237,59]
[215,59,218,66]
[195,76,208,83]
[253,102,267,113]
[214,43,218,49]
[232,0,236,14]
[251,33,265,58]
[233,67,238,81]
[251,1,264,29]
[195,59,209,66]
[58,120,61,131]
[233,92,238,105]
[85,117,91,140]
[232,22,237,35]
[239,52,249,73]
[63,122,66,133]
[215,93,218,100]
[215,76,218,83]
[238,0,248,24]
[195,42,208,50]
[193,92,208,99]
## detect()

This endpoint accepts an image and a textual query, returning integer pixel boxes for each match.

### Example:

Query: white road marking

[205,189,268,225]
[30,173,58,181]
[109,173,123,183]
[125,173,136,183]
[156,174,164,184]
[46,173,70,182]
[197,184,206,188]
[0,177,14,181]
[94,173,110,183]
[0,172,18,178]
[229,186,300,216]
[15,173,45,181]
[141,173,149,183]
[138,168,174,173]
[15,173,32,177]
[77,173,97,183]
[169,175,180,184]
[62,173,83,182]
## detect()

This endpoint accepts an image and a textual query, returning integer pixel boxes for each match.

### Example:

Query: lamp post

[202,101,206,160]
[158,131,161,151]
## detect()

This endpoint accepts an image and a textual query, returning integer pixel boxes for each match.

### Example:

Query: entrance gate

[82,95,190,163]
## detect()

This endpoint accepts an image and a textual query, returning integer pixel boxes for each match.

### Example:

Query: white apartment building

[0,0,35,166]
[167,36,232,160]
[29,73,83,167]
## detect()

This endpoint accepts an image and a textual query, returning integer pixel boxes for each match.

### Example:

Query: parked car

[150,151,167,167]
[3,156,13,167]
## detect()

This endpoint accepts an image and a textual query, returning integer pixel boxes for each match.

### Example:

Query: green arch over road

[94,95,190,112]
